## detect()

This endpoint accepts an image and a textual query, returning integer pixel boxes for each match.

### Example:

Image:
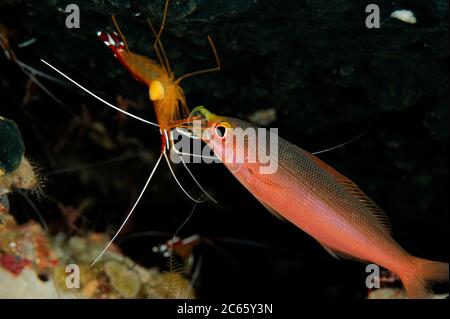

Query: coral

[104,260,141,298]
[0,206,196,298]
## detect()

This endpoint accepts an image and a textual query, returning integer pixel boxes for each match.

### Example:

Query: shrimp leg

[168,129,218,202]
[178,155,218,204]
[175,35,221,84]
[163,150,204,203]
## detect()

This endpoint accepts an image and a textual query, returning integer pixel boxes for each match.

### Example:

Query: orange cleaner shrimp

[96,11,220,193]
[41,0,220,266]
[98,1,220,150]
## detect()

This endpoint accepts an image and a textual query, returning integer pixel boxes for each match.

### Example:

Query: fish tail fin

[400,257,448,299]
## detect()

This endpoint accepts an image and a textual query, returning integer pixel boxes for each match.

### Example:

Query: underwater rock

[0,117,37,196]
[0,268,72,298]
[0,116,25,176]
[248,108,277,126]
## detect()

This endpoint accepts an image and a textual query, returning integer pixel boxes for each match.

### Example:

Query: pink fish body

[192,106,448,298]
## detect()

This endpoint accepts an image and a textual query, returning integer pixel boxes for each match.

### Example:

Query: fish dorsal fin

[306,152,392,235]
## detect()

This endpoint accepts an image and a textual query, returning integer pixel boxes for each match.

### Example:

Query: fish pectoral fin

[246,166,284,189]
[256,198,287,222]
[318,241,367,263]
[318,242,342,260]
[239,166,287,222]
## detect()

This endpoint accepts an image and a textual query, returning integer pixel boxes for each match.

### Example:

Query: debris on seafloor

[390,10,417,24]
[247,108,277,126]
[0,116,195,299]
[367,288,448,299]
[366,269,449,299]
[0,209,196,298]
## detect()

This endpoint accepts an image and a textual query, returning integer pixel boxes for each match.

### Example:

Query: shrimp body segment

[97,31,189,142]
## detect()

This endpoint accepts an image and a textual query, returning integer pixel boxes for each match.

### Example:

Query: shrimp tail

[400,257,449,299]
[97,31,126,54]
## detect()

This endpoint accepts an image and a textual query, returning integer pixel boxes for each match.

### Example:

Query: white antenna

[90,152,163,266]
[41,59,159,127]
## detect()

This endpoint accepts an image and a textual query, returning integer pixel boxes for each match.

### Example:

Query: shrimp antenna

[168,130,218,203]
[40,59,159,127]
[16,60,77,118]
[312,131,367,155]
[17,190,49,234]
[147,17,172,75]
[90,152,164,266]
[155,0,171,45]
[45,152,137,176]
[171,148,218,203]
[172,199,201,240]
[179,156,218,204]
[176,35,221,84]
[111,15,130,52]
[16,60,74,88]
[163,151,204,203]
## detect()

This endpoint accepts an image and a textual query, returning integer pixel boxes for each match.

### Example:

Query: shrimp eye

[214,122,231,139]
[149,81,165,101]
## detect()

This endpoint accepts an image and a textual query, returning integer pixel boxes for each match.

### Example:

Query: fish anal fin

[307,152,392,235]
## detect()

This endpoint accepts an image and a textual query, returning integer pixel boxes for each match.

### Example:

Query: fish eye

[214,122,231,139]
[215,125,226,138]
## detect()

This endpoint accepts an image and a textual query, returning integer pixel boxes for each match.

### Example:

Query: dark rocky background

[0,0,448,298]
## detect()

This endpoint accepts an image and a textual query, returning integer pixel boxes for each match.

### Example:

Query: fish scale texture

[226,116,406,264]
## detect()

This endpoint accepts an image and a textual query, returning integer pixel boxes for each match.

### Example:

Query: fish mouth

[189,106,216,122]
[188,106,216,140]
